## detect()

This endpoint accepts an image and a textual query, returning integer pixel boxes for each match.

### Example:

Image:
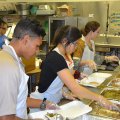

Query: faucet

[105,3,109,44]
[105,34,109,44]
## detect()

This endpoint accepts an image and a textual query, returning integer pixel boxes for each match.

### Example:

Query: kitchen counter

[95,43,120,48]
[28,65,120,120]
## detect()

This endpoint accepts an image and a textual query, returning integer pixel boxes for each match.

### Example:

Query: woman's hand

[85,60,97,71]
[105,55,119,62]
[80,72,88,79]
[98,96,119,111]
[46,101,60,110]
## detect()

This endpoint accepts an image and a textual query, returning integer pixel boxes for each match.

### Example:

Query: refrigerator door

[77,17,89,30]
[48,17,77,46]
[65,16,77,27]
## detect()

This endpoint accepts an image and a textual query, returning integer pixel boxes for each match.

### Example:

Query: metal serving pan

[101,87,120,101]
[107,78,120,87]
[89,100,120,119]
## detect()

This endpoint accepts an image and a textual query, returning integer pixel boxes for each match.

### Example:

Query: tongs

[112,106,120,112]
[108,99,120,112]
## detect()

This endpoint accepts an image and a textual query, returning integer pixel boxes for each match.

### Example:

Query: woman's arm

[58,69,118,110]
[80,60,97,71]
[94,54,105,65]
[58,69,99,101]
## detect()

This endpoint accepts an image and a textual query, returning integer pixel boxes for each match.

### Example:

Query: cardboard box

[22,56,36,72]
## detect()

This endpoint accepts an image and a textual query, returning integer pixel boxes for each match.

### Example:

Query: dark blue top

[0,35,7,48]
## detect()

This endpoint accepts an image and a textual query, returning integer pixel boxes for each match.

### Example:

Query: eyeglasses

[71,42,77,47]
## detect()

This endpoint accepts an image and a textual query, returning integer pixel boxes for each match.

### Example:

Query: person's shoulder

[47,51,63,60]
[45,51,66,66]
[77,38,85,47]
[78,38,85,44]
[0,50,17,66]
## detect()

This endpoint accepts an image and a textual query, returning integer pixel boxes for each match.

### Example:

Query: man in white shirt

[0,18,48,120]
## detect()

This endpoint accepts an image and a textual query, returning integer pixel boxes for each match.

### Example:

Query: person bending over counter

[73,21,119,75]
[0,18,57,120]
[30,25,119,113]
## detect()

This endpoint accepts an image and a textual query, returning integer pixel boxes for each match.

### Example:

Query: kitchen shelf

[0,14,54,16]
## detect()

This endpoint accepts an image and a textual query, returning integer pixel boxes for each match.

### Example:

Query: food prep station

[28,64,120,120]
[0,1,120,120]
[79,65,120,120]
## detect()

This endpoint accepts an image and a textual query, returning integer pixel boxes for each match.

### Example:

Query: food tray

[107,78,120,87]
[89,100,120,119]
[116,74,120,78]
[101,87,120,101]
[57,100,92,119]
[29,100,92,119]
[79,72,112,88]
[79,76,105,87]
[90,72,112,78]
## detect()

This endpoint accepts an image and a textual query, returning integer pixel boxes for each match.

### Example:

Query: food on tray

[90,102,120,119]
[46,112,57,117]
[109,78,120,87]
[45,112,64,120]
[89,82,99,86]
[101,89,120,100]
[117,74,120,78]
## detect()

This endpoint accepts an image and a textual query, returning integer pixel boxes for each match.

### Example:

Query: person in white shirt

[0,18,57,120]
[73,21,119,75]
[30,25,119,113]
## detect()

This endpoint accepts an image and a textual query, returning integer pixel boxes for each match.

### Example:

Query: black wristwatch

[40,98,47,110]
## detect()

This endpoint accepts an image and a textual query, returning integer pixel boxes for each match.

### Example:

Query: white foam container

[28,100,92,119]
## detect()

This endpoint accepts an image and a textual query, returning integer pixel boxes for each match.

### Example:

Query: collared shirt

[0,45,28,119]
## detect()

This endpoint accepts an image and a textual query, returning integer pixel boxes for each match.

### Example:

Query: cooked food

[101,89,120,100]
[90,102,120,119]
[109,78,120,87]
[46,112,57,117]
[117,74,120,78]
[89,82,99,86]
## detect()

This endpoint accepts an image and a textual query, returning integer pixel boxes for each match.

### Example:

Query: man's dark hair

[13,17,46,40]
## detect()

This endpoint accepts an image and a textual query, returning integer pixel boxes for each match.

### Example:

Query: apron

[30,47,74,113]
[9,46,29,119]
[81,36,95,75]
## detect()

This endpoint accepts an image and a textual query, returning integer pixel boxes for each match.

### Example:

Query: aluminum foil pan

[89,100,120,119]
[101,87,120,101]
